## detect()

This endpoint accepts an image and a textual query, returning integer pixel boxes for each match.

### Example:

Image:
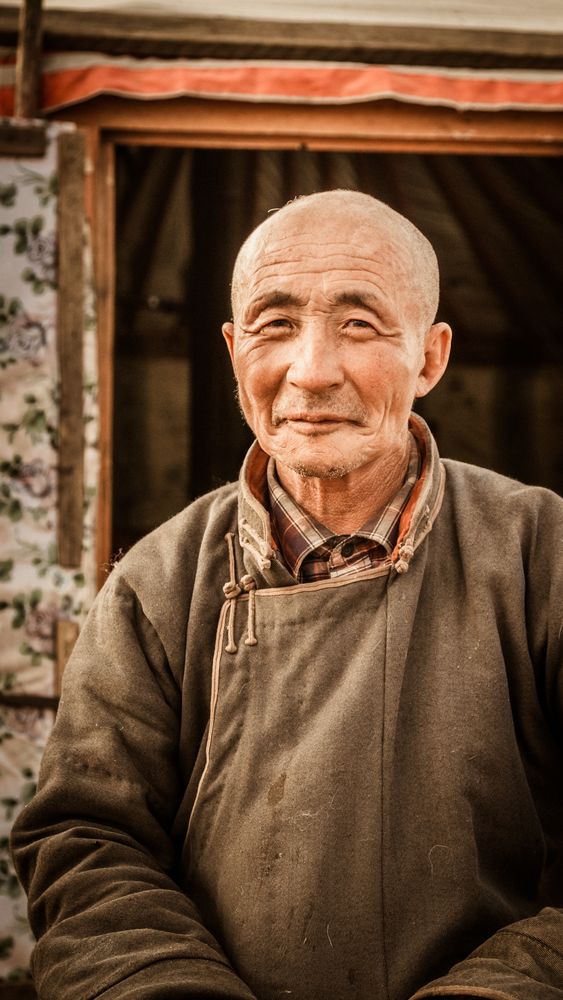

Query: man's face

[223,207,448,481]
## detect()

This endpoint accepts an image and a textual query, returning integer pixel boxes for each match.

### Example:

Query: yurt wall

[0,120,99,994]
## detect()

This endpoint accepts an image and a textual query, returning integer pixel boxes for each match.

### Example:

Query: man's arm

[11,568,256,1000]
[411,482,563,1000]
[410,908,563,999]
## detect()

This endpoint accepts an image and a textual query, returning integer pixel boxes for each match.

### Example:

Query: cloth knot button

[341,541,355,558]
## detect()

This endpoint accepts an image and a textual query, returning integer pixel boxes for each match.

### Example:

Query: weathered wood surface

[55,617,79,693]
[14,0,42,119]
[0,6,562,66]
[54,97,563,156]
[92,135,115,590]
[0,985,37,1000]
[57,130,85,569]
[0,692,59,710]
[0,119,46,156]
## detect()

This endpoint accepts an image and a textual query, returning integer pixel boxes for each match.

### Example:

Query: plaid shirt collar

[268,433,420,581]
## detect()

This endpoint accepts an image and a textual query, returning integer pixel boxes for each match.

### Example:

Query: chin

[289,462,353,480]
[267,431,373,480]
[280,447,364,480]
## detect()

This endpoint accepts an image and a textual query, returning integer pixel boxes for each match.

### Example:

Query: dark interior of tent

[112,146,563,556]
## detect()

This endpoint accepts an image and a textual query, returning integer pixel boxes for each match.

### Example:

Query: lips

[279,416,350,434]
[272,399,368,426]
[284,415,346,423]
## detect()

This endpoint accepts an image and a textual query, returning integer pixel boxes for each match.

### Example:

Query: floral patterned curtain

[0,121,99,985]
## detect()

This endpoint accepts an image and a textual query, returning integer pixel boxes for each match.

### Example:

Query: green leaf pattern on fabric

[0,707,54,982]
[0,121,100,981]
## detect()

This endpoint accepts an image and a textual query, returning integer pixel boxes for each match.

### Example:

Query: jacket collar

[237,412,445,583]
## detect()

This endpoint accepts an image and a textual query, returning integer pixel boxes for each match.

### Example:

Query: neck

[275,441,410,534]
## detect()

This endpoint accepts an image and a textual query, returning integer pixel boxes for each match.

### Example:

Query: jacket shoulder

[113,482,238,586]
[442,458,562,509]
[441,458,563,554]
[96,483,238,657]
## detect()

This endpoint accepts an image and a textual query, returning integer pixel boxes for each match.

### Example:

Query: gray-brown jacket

[11,416,563,999]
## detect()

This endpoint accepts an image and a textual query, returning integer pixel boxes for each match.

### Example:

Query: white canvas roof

[2,0,563,33]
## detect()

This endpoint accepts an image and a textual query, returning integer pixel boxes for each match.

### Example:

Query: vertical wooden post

[55,618,80,694]
[94,136,116,587]
[14,0,43,119]
[57,130,86,568]
[65,125,115,589]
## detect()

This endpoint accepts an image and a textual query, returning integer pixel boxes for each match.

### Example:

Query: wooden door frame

[49,95,563,585]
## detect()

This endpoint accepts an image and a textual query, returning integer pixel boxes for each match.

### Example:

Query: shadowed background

[113,147,563,554]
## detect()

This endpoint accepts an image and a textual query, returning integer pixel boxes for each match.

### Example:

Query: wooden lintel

[14,0,43,120]
[0,118,46,156]
[0,6,563,67]
[51,97,563,156]
[57,130,85,569]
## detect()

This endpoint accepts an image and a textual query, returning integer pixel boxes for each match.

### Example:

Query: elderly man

[12,191,563,1000]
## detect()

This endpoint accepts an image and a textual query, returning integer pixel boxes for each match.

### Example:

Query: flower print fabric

[0,121,100,983]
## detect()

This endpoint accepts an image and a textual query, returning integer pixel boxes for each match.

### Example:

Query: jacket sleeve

[410,484,563,1000]
[10,570,257,1000]
[410,908,563,1000]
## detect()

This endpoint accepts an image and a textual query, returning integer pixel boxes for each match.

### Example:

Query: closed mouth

[281,414,350,424]
[280,416,352,432]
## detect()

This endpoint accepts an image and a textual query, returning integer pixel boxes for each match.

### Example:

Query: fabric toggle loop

[223,532,242,654]
[240,574,258,647]
[394,541,415,575]
[240,516,272,570]
[222,534,259,652]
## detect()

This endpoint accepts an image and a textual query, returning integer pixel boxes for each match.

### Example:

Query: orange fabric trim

[392,417,429,559]
[2,56,563,115]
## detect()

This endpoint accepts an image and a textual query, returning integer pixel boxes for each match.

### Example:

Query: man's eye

[344,319,374,332]
[261,318,292,333]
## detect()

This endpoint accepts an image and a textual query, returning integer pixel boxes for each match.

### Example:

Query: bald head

[223,187,452,489]
[231,190,440,333]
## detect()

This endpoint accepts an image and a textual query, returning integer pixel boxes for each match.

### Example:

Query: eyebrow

[246,290,307,319]
[331,291,382,313]
[243,288,384,323]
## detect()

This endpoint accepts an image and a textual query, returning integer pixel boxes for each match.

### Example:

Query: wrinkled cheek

[383,385,414,415]
[235,357,281,427]
[234,383,257,434]
[238,387,277,444]
[369,367,417,412]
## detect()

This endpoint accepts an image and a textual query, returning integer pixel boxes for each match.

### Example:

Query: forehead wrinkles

[248,265,392,290]
[243,272,405,327]
[249,233,411,278]
[245,256,408,308]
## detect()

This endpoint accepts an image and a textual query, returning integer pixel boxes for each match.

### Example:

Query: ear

[415,322,452,398]
[222,321,235,367]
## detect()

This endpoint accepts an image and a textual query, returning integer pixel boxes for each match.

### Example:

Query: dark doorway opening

[112,146,563,556]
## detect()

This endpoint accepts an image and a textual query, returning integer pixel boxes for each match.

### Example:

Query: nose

[286,321,344,392]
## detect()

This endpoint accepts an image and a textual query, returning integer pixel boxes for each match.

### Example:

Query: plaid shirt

[268,434,420,583]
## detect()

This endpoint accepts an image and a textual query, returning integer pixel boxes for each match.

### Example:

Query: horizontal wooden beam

[0,985,37,1000]
[0,692,58,710]
[51,97,563,156]
[0,6,563,67]
[0,119,46,156]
